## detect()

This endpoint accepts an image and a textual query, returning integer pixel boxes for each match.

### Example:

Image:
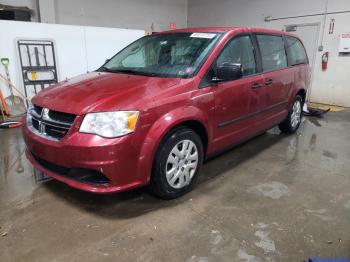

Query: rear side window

[285,36,308,65]
[216,35,257,76]
[257,34,287,71]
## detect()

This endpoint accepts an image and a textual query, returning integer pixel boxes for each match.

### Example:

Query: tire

[149,126,204,199]
[279,95,303,134]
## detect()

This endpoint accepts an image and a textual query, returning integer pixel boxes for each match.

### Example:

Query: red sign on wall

[329,18,335,34]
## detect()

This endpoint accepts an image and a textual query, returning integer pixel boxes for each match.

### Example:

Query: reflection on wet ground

[1,111,350,262]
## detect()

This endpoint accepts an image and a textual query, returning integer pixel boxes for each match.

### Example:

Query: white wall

[2,0,188,31]
[38,0,56,23]
[0,21,144,99]
[188,0,350,107]
[54,0,188,31]
[311,12,350,106]
[188,0,329,27]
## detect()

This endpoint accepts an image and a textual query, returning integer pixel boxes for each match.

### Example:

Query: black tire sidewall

[150,127,204,199]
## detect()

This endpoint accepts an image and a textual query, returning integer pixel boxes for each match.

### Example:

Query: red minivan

[23,27,309,199]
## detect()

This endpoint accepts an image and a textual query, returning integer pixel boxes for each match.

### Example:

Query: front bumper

[23,121,148,193]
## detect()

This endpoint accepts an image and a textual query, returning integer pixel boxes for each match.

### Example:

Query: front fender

[136,106,212,184]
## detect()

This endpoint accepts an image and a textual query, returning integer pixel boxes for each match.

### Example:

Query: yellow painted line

[308,102,345,112]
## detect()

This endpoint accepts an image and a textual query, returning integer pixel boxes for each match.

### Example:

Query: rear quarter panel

[288,64,309,108]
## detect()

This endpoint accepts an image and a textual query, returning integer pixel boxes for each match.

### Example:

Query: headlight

[79,111,139,138]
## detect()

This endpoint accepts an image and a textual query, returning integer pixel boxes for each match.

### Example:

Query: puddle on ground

[344,200,350,209]
[237,249,263,262]
[247,181,290,200]
[0,129,37,206]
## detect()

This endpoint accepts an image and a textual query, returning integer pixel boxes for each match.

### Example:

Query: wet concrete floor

[1,111,350,261]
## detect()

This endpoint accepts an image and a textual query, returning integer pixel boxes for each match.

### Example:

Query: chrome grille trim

[31,114,72,128]
[28,105,76,141]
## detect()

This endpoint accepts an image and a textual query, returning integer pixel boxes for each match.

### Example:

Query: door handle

[251,83,263,89]
[265,79,273,85]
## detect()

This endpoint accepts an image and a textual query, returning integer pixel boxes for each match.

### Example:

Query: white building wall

[38,0,56,23]
[2,0,188,31]
[54,0,188,32]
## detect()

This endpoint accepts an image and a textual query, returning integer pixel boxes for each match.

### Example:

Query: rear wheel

[149,127,204,199]
[279,95,303,134]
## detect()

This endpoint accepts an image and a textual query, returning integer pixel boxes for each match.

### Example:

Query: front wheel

[149,127,204,199]
[279,95,303,134]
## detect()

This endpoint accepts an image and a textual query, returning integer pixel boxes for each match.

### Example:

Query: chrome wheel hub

[166,140,199,189]
[291,100,302,128]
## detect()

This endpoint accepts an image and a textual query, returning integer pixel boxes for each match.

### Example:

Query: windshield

[100,32,222,78]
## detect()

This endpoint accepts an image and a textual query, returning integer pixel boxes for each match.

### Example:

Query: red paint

[23,27,310,193]
[322,52,329,71]
[0,121,22,129]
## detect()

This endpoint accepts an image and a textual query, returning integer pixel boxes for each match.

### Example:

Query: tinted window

[285,36,308,65]
[216,35,256,76]
[257,35,287,71]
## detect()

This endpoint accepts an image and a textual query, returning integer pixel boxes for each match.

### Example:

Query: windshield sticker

[190,33,216,39]
[185,67,193,73]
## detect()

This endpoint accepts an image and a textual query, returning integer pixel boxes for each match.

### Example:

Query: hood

[32,72,181,115]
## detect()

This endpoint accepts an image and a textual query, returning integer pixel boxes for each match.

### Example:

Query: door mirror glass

[214,63,243,82]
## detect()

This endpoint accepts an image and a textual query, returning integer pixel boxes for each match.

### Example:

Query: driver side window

[216,35,257,76]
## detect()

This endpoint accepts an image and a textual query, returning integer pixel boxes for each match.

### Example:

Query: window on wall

[257,34,287,71]
[216,35,257,76]
[285,36,308,65]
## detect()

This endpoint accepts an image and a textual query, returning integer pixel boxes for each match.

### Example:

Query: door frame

[283,22,321,101]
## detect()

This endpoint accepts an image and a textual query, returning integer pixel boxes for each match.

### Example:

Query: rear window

[257,34,287,71]
[285,36,308,66]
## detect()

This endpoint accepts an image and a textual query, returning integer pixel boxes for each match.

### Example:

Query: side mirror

[214,63,243,82]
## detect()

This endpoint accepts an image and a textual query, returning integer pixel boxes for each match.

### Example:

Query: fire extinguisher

[322,52,329,71]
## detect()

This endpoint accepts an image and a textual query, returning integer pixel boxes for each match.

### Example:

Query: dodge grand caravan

[23,27,310,199]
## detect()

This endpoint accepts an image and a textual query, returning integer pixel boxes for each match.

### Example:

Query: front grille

[32,118,40,130]
[28,104,76,141]
[45,124,69,140]
[49,110,76,123]
[31,152,110,185]
[34,104,43,115]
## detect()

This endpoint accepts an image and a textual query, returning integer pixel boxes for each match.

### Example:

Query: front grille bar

[28,105,76,141]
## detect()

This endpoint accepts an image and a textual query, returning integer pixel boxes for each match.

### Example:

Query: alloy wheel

[291,100,302,128]
[165,139,199,189]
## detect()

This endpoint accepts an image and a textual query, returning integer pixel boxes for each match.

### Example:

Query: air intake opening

[32,152,110,185]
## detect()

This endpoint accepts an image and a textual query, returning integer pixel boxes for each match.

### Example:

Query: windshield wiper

[106,68,158,77]
[98,66,115,73]
[113,69,141,75]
